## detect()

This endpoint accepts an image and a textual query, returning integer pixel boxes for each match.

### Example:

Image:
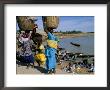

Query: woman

[19,30,34,68]
[45,28,59,74]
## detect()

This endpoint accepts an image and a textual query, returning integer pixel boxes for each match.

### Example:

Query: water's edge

[59,35,94,55]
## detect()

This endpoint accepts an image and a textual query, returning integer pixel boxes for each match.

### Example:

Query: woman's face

[23,32,29,38]
[50,30,53,33]
[48,28,53,33]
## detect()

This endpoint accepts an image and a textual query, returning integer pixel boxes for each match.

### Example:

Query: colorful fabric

[45,32,57,70]
[47,40,57,49]
[35,53,46,62]
[18,36,34,63]
[20,39,33,56]
[23,54,34,63]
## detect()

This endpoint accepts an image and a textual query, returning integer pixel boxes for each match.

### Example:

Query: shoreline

[16,32,94,74]
[17,61,94,74]
[54,33,94,39]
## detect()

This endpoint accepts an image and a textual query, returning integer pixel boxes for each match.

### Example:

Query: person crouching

[34,42,46,67]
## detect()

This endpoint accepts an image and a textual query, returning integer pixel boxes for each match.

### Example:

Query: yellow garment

[35,53,46,65]
[40,61,45,65]
[47,40,57,49]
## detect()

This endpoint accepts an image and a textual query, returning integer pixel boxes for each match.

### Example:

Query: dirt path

[16,63,69,74]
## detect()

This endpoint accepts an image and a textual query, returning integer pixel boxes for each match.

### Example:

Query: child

[33,33,46,67]
[34,42,46,67]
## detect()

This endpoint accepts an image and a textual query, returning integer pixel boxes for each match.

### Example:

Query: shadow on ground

[34,66,47,74]
[16,60,28,66]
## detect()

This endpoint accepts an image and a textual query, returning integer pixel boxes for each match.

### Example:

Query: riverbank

[16,32,94,74]
[54,32,94,39]
[16,61,94,74]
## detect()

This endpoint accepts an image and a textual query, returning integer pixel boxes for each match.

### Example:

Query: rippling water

[59,35,94,55]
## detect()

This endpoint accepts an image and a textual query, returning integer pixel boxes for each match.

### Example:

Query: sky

[17,16,94,32]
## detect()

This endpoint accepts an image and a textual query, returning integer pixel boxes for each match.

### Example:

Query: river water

[59,35,94,55]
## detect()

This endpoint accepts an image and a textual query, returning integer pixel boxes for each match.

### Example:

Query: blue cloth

[18,39,34,63]
[45,32,57,70]
[23,54,34,63]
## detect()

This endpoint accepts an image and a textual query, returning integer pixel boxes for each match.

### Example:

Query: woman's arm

[44,28,48,34]
[42,16,48,34]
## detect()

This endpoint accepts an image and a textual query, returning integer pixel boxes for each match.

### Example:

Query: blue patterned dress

[19,39,34,63]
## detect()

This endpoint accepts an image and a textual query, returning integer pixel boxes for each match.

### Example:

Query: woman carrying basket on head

[45,28,59,74]
[42,16,59,74]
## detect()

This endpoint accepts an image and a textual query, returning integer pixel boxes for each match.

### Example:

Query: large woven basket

[43,16,59,29]
[16,16,35,31]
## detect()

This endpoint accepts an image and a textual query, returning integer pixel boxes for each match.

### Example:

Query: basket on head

[16,16,35,31]
[42,16,59,29]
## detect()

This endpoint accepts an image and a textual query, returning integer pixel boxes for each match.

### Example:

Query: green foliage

[61,30,82,34]
[87,32,94,33]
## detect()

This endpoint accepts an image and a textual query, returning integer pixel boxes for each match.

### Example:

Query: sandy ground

[16,62,69,74]
[16,61,94,75]
[54,33,94,39]
[16,66,69,74]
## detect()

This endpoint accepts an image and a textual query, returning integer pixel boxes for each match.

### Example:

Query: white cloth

[19,37,29,43]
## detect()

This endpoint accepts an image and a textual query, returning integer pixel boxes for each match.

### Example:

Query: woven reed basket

[43,16,59,29]
[16,16,35,31]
